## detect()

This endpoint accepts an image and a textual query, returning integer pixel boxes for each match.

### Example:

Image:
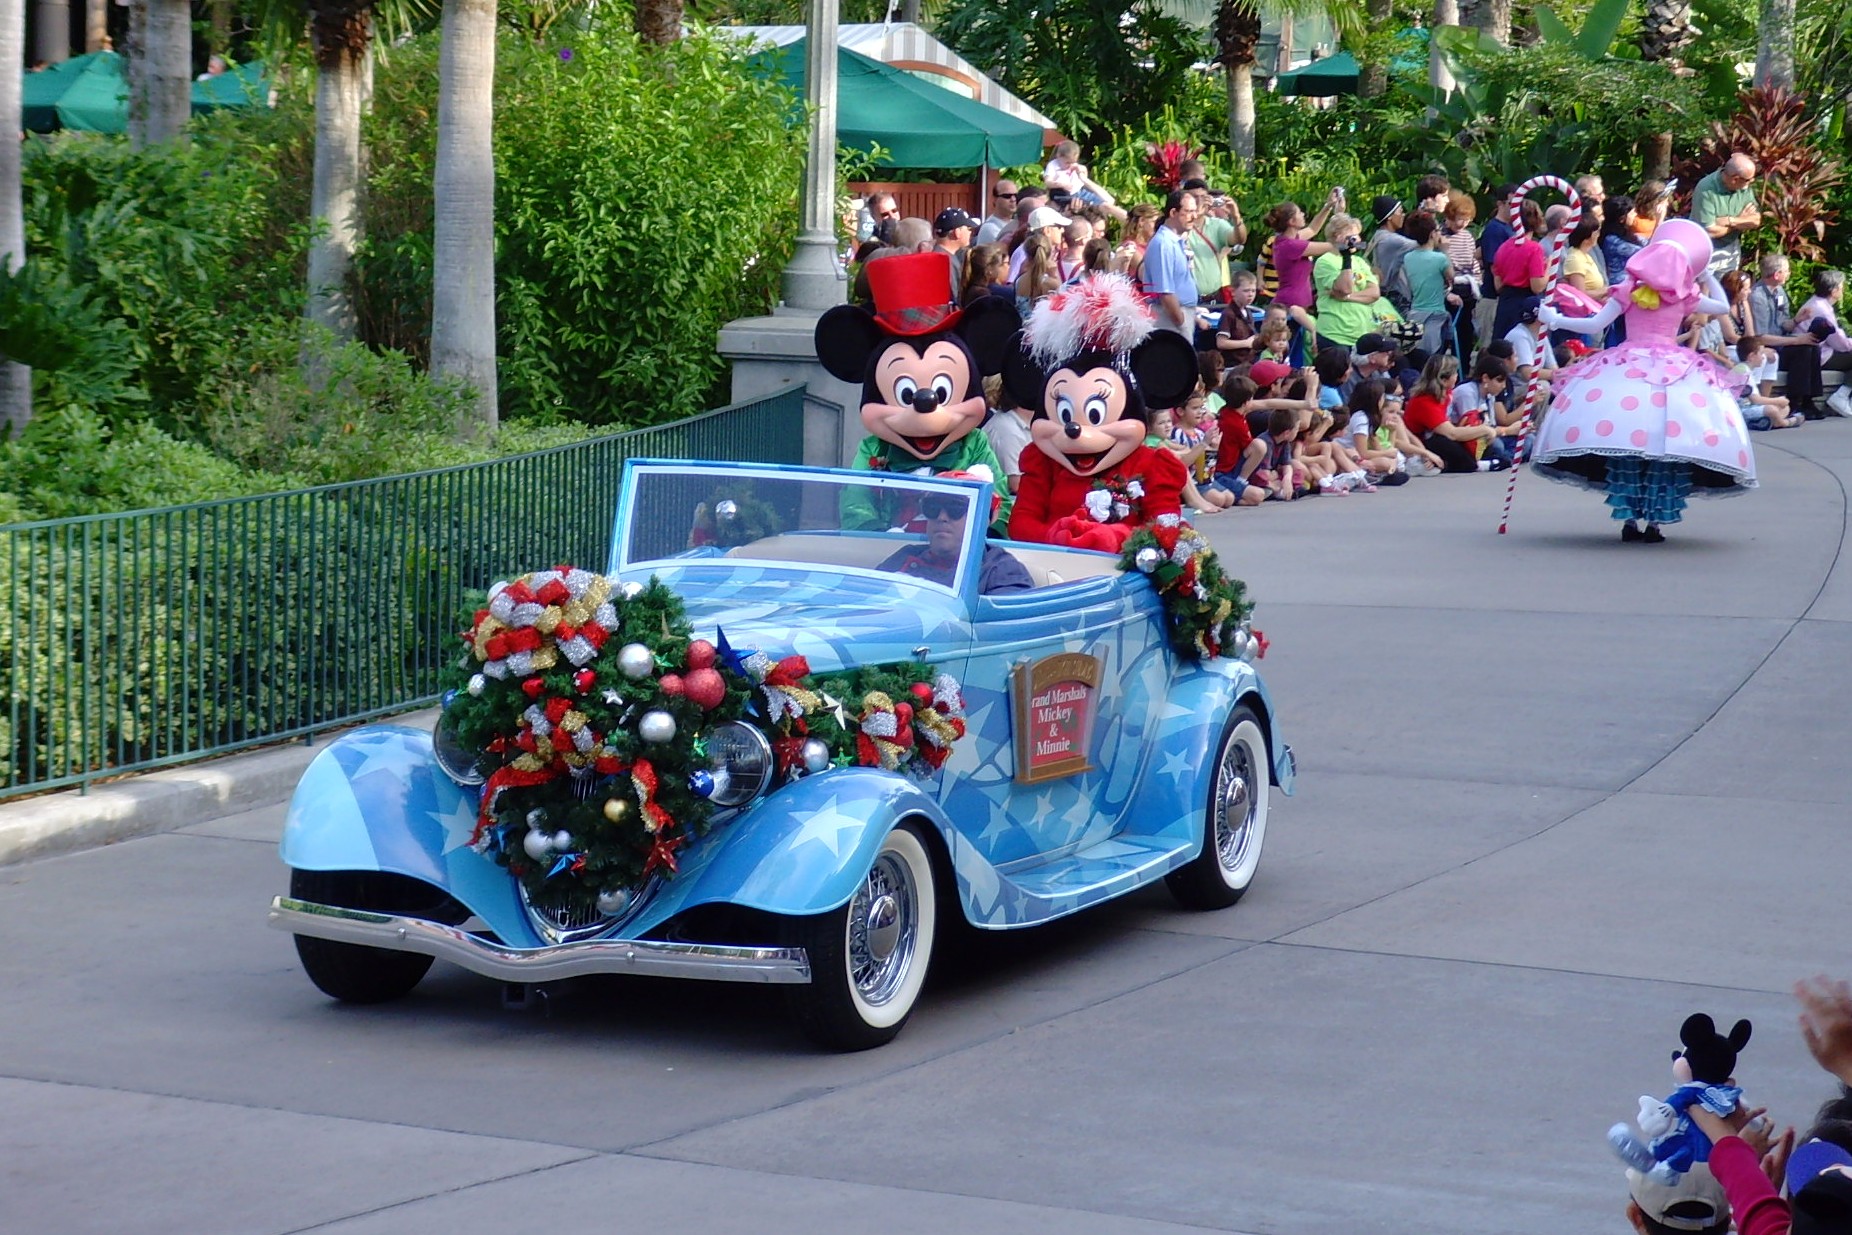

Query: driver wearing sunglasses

[875,492,1034,594]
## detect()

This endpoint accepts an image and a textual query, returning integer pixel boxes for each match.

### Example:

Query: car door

[932,571,1171,871]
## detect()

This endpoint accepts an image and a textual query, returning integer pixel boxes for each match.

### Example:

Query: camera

[1340,235,1363,254]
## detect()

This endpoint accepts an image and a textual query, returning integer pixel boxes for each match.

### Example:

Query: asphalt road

[6,428,1851,1235]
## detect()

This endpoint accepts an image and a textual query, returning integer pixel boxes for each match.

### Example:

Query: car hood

[634,565,972,673]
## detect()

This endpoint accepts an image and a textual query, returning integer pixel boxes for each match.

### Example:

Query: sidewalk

[0,708,439,868]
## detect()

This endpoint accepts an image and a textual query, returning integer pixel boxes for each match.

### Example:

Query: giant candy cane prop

[1496,175,1583,535]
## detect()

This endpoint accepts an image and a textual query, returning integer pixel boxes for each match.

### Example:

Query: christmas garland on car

[1118,523,1257,661]
[440,568,969,915]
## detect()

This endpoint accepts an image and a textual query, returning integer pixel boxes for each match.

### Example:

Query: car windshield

[617,464,988,593]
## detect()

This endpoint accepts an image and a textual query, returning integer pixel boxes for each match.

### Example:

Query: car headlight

[701,721,774,808]
[432,710,487,786]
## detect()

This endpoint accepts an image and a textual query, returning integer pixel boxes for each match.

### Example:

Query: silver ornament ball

[525,808,548,828]
[638,709,677,744]
[802,738,832,774]
[596,888,631,916]
[1134,546,1163,573]
[522,829,553,860]
[551,830,574,852]
[618,642,655,680]
[620,581,645,600]
[467,674,486,696]
[715,499,739,520]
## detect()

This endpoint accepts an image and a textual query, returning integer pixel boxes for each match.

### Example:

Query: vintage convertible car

[270,460,1294,1049]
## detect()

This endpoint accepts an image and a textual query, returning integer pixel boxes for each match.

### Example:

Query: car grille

[518,883,619,944]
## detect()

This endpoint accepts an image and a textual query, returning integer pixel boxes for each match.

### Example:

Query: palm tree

[1756,0,1796,88]
[1430,0,1458,96]
[0,0,28,436]
[1358,0,1392,95]
[1639,0,1697,178]
[1458,0,1510,45]
[1210,0,1364,168]
[126,0,192,147]
[635,0,681,44]
[430,0,497,432]
[305,0,372,341]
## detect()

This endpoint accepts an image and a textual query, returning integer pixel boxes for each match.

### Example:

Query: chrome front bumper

[268,896,812,985]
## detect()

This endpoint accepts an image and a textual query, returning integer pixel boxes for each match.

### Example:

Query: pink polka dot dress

[1530,279,1756,519]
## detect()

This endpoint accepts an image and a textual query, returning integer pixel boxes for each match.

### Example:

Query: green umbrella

[759,40,1043,169]
[1273,50,1361,97]
[192,60,271,112]
[23,51,129,133]
[21,52,270,135]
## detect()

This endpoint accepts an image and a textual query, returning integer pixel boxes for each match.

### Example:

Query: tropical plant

[1675,85,1845,263]
[935,0,1210,149]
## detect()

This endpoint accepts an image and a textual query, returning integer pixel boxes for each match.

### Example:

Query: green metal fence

[0,388,807,799]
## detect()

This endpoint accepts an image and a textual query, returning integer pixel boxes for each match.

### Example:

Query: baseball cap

[934,207,977,236]
[1626,1165,1727,1233]
[1789,1138,1852,1197]
[1248,359,1293,389]
[1026,205,1071,230]
[1353,332,1395,358]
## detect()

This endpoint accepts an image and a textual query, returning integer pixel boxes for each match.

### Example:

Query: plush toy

[815,251,1022,534]
[1610,1013,1753,1184]
[1001,273,1198,551]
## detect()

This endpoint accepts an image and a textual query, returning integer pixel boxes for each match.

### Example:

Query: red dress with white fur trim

[1008,446,1187,550]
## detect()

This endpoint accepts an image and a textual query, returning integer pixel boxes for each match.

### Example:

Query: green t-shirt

[1691,169,1755,255]
[1403,248,1452,314]
[1185,216,1238,299]
[1312,251,1384,348]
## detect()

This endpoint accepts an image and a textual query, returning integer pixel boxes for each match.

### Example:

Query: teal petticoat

[1604,456,1693,524]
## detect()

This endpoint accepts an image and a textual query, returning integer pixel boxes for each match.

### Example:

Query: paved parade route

[5,431,1852,1234]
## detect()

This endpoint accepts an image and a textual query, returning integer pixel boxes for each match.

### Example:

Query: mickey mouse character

[814,251,1022,532]
[1001,273,1199,551]
[1610,1012,1754,1184]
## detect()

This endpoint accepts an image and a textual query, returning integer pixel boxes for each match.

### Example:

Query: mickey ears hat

[866,251,963,336]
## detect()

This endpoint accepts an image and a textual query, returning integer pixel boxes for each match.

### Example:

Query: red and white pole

[1497,175,1583,535]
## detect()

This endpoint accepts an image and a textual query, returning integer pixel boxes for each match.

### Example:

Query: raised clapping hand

[1798,975,1852,1086]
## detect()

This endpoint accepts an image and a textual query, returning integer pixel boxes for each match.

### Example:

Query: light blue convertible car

[270,461,1294,1049]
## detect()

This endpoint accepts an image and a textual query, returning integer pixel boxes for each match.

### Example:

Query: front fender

[1178,656,1295,794]
[279,725,539,947]
[622,767,951,938]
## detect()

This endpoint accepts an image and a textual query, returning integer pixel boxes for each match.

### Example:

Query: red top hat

[865,251,963,336]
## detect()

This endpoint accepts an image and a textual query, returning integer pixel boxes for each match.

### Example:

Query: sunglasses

[994,191,1017,199]
[919,497,969,520]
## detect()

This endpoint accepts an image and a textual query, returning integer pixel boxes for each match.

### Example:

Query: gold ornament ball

[602,797,632,823]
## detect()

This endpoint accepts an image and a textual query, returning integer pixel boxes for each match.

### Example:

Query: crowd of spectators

[848,152,1850,511]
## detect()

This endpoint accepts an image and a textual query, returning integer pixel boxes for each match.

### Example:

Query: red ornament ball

[573,669,596,693]
[686,639,718,671]
[893,701,914,729]
[659,673,685,697]
[683,667,726,711]
[909,681,934,702]
[521,677,545,700]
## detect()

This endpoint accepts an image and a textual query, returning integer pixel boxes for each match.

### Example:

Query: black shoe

[1802,404,1827,420]
[1622,521,1644,542]
[1643,525,1666,543]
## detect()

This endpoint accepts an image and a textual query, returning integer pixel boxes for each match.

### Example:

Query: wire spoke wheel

[785,822,938,1051]
[1166,705,1269,911]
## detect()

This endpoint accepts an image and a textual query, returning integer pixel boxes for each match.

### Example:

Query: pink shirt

[1493,237,1546,292]
[1709,1137,1790,1235]
[1272,234,1315,309]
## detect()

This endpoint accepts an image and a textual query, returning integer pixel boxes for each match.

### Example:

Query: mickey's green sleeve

[839,435,887,530]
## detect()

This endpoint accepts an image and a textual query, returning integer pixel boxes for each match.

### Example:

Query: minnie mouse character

[814,251,1022,532]
[1001,273,1199,551]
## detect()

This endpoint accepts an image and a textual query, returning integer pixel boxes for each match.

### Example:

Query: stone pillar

[718,0,859,467]
[34,0,70,64]
[781,0,844,312]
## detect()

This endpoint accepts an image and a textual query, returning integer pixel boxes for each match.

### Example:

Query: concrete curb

[0,708,440,868]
